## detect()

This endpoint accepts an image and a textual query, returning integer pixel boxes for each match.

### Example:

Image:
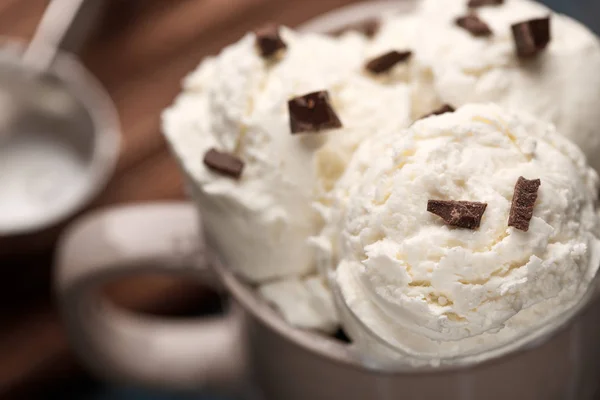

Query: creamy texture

[163,28,412,283]
[319,104,600,359]
[369,11,438,121]
[381,0,600,170]
[258,274,338,333]
[163,0,600,337]
[163,26,413,329]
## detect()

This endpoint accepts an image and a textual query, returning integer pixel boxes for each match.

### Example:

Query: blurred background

[0,0,597,399]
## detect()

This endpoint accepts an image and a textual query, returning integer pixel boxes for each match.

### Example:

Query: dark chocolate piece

[203,148,244,179]
[365,50,413,74]
[255,24,287,58]
[329,19,380,38]
[456,14,493,37]
[511,17,551,58]
[428,200,488,229]
[420,104,456,120]
[468,0,504,8]
[508,177,541,231]
[288,91,343,134]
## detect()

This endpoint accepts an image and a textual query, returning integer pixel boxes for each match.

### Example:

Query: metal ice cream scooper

[0,0,120,235]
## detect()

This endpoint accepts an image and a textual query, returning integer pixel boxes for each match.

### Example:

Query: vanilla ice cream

[379,0,600,170]
[163,0,600,337]
[318,103,600,362]
[258,275,338,332]
[162,25,414,331]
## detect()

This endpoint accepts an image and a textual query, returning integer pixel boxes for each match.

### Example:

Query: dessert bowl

[55,2,600,399]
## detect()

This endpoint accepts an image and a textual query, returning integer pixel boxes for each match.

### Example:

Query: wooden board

[0,0,361,398]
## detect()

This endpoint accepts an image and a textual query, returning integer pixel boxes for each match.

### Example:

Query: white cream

[162,27,413,330]
[258,274,338,333]
[321,104,600,360]
[163,0,600,338]
[385,0,600,171]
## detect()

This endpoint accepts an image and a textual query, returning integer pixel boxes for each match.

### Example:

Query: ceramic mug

[55,2,600,399]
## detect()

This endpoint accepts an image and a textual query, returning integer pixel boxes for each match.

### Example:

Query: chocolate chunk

[329,19,380,38]
[511,17,551,58]
[365,50,413,74]
[288,91,343,134]
[456,14,493,37]
[203,148,244,179]
[255,24,287,58]
[420,104,456,120]
[428,200,488,229]
[508,177,541,231]
[468,0,504,8]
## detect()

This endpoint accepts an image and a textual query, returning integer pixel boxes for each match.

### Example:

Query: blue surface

[543,0,600,33]
[47,384,231,400]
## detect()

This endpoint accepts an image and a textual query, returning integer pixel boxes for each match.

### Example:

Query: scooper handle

[22,0,90,71]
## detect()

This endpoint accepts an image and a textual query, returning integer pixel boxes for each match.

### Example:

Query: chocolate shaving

[468,0,504,8]
[428,200,488,230]
[456,14,493,37]
[288,91,343,134]
[329,19,380,38]
[508,177,541,231]
[420,104,456,120]
[365,50,413,74]
[203,148,244,179]
[255,24,287,58]
[511,17,551,58]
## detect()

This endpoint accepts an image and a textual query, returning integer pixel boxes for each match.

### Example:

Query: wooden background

[0,0,363,398]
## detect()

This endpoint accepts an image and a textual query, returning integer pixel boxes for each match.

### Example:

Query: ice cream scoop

[162,0,600,336]
[162,24,416,332]
[162,27,412,283]
[382,0,600,171]
[318,103,600,362]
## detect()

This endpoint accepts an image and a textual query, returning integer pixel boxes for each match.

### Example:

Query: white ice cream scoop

[319,103,600,365]
[0,0,120,235]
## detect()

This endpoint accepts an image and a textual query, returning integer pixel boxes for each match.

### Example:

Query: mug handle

[54,202,246,392]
